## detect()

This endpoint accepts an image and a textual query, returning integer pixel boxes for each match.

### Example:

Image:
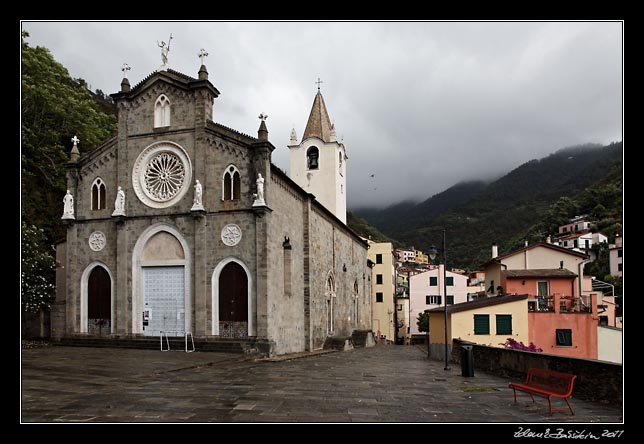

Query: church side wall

[265,174,306,354]
[309,206,371,349]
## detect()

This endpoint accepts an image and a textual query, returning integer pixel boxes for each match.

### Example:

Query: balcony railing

[527,294,592,314]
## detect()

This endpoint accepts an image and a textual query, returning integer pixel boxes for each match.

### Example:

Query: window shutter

[430,277,438,286]
[496,315,512,335]
[474,315,490,334]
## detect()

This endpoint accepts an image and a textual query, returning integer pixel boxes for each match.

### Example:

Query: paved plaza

[21,344,623,423]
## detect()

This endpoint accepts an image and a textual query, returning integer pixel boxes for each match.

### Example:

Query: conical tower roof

[302,91,334,143]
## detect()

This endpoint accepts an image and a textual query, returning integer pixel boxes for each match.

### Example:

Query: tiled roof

[302,91,334,143]
[480,242,587,268]
[426,293,529,314]
[502,269,577,278]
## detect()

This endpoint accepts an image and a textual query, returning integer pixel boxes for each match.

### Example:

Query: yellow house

[426,294,529,360]
[367,241,396,342]
[414,249,429,265]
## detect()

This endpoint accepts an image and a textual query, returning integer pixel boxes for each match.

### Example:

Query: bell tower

[288,81,347,223]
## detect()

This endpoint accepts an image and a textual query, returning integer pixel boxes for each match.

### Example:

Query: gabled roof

[503,269,577,279]
[302,91,333,143]
[426,294,529,314]
[480,242,587,268]
[111,68,219,100]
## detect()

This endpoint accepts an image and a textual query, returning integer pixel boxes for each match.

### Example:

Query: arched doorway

[218,262,248,337]
[88,266,111,335]
[132,224,191,336]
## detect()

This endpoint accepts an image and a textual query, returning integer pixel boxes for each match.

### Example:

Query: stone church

[52,51,373,355]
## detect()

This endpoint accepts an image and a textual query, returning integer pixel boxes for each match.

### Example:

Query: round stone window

[132,141,192,208]
[221,224,242,246]
[88,231,106,251]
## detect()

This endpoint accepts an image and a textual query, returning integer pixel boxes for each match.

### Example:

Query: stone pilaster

[254,206,272,338]
[302,196,312,351]
[115,219,129,335]
[193,213,208,336]
[65,223,78,334]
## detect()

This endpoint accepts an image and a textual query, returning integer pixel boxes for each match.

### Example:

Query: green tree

[417,311,429,333]
[21,223,56,313]
[21,31,117,243]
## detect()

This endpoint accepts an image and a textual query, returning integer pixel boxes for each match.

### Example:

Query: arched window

[91,177,106,211]
[326,272,335,335]
[154,94,171,128]
[353,281,359,326]
[222,165,241,201]
[307,146,319,170]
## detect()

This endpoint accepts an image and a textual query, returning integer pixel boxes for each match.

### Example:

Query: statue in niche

[62,190,74,219]
[252,173,266,207]
[191,179,204,211]
[112,186,126,216]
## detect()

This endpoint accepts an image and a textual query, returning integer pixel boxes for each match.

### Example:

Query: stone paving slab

[21,344,623,423]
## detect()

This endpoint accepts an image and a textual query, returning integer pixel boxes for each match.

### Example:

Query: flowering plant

[501,337,543,352]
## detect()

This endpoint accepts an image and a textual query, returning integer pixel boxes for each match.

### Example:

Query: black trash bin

[461,345,474,377]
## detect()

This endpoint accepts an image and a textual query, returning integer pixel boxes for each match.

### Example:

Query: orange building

[502,269,599,359]
[481,242,601,360]
[527,292,599,360]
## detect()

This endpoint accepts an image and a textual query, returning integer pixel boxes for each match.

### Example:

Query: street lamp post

[428,229,450,371]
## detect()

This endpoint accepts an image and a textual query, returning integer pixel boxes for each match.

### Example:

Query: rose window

[132,142,192,209]
[144,152,185,201]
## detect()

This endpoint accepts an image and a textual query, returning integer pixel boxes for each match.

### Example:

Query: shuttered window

[446,295,454,305]
[446,276,454,286]
[496,314,512,335]
[474,314,490,335]
[429,277,438,286]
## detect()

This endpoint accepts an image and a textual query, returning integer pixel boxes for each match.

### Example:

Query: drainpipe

[577,258,592,309]
[498,261,508,295]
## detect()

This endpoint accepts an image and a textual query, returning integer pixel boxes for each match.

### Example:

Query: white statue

[191,179,204,211]
[157,34,173,68]
[62,190,74,220]
[252,173,266,207]
[112,186,126,217]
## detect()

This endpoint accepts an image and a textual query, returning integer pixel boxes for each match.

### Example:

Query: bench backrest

[524,368,576,397]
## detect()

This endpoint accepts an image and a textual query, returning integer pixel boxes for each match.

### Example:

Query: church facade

[52,58,372,355]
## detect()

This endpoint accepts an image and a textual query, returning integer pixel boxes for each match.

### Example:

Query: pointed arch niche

[326,271,336,335]
[91,177,107,211]
[154,94,171,128]
[222,164,241,201]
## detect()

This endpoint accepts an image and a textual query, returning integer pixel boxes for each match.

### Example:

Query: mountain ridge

[352,142,623,270]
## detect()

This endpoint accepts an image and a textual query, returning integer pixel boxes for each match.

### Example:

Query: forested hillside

[354,142,623,270]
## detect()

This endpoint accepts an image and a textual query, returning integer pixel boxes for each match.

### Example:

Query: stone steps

[57,336,273,355]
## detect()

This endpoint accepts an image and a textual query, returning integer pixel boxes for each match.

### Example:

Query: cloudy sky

[22,21,622,209]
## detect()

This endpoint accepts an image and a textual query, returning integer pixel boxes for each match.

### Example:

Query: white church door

[142,266,185,336]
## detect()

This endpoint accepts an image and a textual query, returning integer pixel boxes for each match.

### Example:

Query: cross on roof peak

[315,77,323,91]
[198,48,209,65]
[71,135,80,146]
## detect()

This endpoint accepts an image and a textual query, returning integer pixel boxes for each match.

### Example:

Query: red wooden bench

[509,368,577,416]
